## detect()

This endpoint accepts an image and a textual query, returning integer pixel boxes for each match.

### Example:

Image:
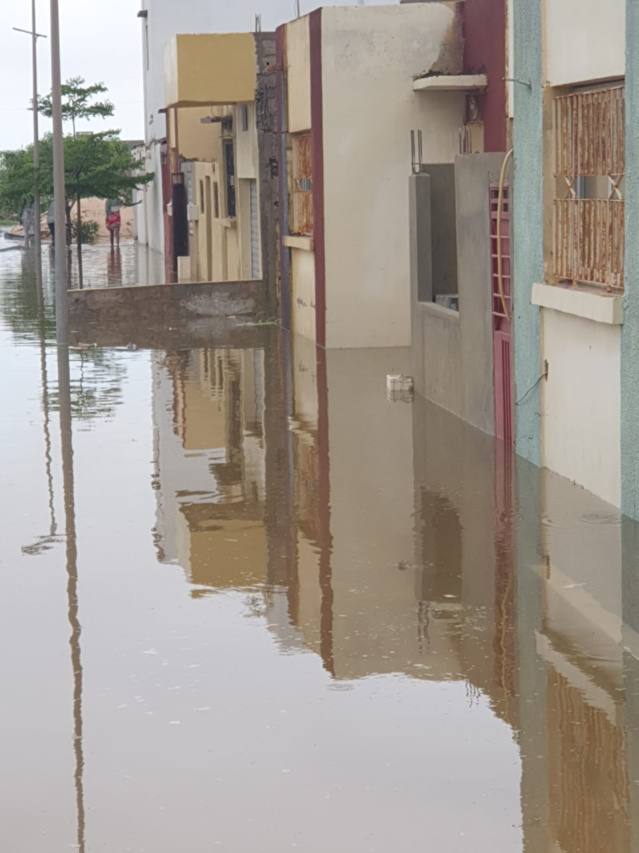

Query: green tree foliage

[0,149,39,219]
[0,134,152,220]
[0,78,152,281]
[37,77,115,137]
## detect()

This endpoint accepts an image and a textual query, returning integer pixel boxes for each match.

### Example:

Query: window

[223,140,236,219]
[213,182,220,219]
[290,134,313,236]
[553,85,625,291]
[241,104,249,133]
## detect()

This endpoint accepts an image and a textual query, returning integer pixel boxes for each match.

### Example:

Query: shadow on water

[4,240,639,850]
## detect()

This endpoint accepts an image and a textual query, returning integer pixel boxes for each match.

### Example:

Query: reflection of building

[517,465,632,853]
[152,347,267,591]
[150,327,639,852]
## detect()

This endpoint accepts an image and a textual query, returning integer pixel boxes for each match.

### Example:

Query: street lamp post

[50,0,68,341]
[13,5,47,291]
[31,0,42,289]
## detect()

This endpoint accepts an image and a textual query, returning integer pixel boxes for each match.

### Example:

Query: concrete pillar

[621,0,639,520]
[512,0,543,466]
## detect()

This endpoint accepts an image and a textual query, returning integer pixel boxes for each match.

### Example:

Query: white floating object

[386,374,414,403]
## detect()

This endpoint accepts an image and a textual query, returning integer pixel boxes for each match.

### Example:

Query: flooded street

[1,241,638,852]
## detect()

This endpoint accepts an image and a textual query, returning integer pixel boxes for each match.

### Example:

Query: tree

[38,77,115,139]
[38,77,120,287]
[37,77,146,283]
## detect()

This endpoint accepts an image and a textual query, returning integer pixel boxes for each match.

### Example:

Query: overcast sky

[0,0,144,151]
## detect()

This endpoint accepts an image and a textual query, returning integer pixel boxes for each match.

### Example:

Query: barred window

[553,85,625,291]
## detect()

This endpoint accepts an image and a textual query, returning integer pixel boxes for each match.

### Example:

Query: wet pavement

[1,242,639,852]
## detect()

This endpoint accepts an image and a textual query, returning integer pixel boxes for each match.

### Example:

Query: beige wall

[236,103,258,180]
[177,107,216,160]
[321,5,465,348]
[544,0,625,87]
[286,16,312,134]
[542,308,621,507]
[165,34,258,108]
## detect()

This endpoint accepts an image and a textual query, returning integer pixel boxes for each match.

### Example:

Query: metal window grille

[553,85,625,291]
[290,134,313,236]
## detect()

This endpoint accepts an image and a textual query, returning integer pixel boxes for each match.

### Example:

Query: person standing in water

[105,200,121,249]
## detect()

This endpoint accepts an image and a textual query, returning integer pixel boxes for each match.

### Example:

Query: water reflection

[5,238,639,849]
[148,332,639,850]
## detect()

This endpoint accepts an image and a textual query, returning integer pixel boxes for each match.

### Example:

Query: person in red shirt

[105,201,121,249]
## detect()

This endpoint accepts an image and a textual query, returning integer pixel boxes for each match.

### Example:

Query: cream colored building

[278,3,466,350]
[513,0,626,509]
[163,33,277,290]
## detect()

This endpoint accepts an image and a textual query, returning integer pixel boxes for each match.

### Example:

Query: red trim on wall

[463,0,507,152]
[309,9,326,349]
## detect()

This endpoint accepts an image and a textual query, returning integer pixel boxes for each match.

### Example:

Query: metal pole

[32,0,42,291]
[50,0,68,341]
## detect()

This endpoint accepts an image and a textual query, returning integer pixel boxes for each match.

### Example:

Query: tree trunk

[76,194,83,289]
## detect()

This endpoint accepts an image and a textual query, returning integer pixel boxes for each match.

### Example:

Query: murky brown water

[1,243,639,852]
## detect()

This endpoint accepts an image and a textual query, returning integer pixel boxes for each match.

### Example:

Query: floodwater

[1,241,639,852]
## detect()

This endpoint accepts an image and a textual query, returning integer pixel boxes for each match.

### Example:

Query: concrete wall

[411,154,503,436]
[321,4,464,349]
[177,107,215,160]
[463,0,507,151]
[544,0,625,87]
[165,34,258,107]
[622,0,639,521]
[68,280,265,327]
[286,16,312,135]
[512,0,543,466]
[543,310,621,507]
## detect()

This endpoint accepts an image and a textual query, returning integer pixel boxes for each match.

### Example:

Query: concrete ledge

[283,235,314,252]
[532,282,624,325]
[418,300,461,325]
[413,74,487,93]
[68,280,266,328]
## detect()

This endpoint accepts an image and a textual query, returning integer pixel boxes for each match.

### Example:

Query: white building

[136,0,391,258]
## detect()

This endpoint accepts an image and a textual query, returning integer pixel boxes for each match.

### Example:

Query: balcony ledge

[283,235,314,252]
[532,282,623,325]
[413,74,487,93]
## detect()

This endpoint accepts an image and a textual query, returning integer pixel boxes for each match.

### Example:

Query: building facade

[277,3,466,350]
[162,33,278,302]
[512,0,627,510]
[136,0,392,260]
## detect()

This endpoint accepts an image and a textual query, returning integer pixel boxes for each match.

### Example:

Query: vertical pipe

[50,0,68,341]
[32,0,42,291]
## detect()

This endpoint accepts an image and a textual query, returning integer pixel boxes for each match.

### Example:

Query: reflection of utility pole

[50,0,68,340]
[57,344,85,853]
[13,2,47,291]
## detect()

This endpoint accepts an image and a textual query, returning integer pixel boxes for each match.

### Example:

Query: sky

[0,0,144,151]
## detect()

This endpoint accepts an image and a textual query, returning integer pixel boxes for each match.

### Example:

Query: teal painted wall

[622,0,639,520]
[512,0,543,466]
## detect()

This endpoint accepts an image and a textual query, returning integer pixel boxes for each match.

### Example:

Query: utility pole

[50,0,68,341]
[31,0,42,291]
[13,6,47,291]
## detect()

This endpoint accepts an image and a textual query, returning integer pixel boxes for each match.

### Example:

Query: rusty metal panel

[290,134,313,236]
[553,85,625,291]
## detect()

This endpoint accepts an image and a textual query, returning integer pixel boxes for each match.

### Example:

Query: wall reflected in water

[149,329,639,852]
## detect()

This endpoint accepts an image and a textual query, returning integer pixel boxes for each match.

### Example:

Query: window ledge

[283,235,314,252]
[532,282,623,326]
[221,217,237,229]
[418,301,461,325]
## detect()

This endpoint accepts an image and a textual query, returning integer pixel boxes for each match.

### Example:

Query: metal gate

[490,183,513,444]
[250,180,260,279]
